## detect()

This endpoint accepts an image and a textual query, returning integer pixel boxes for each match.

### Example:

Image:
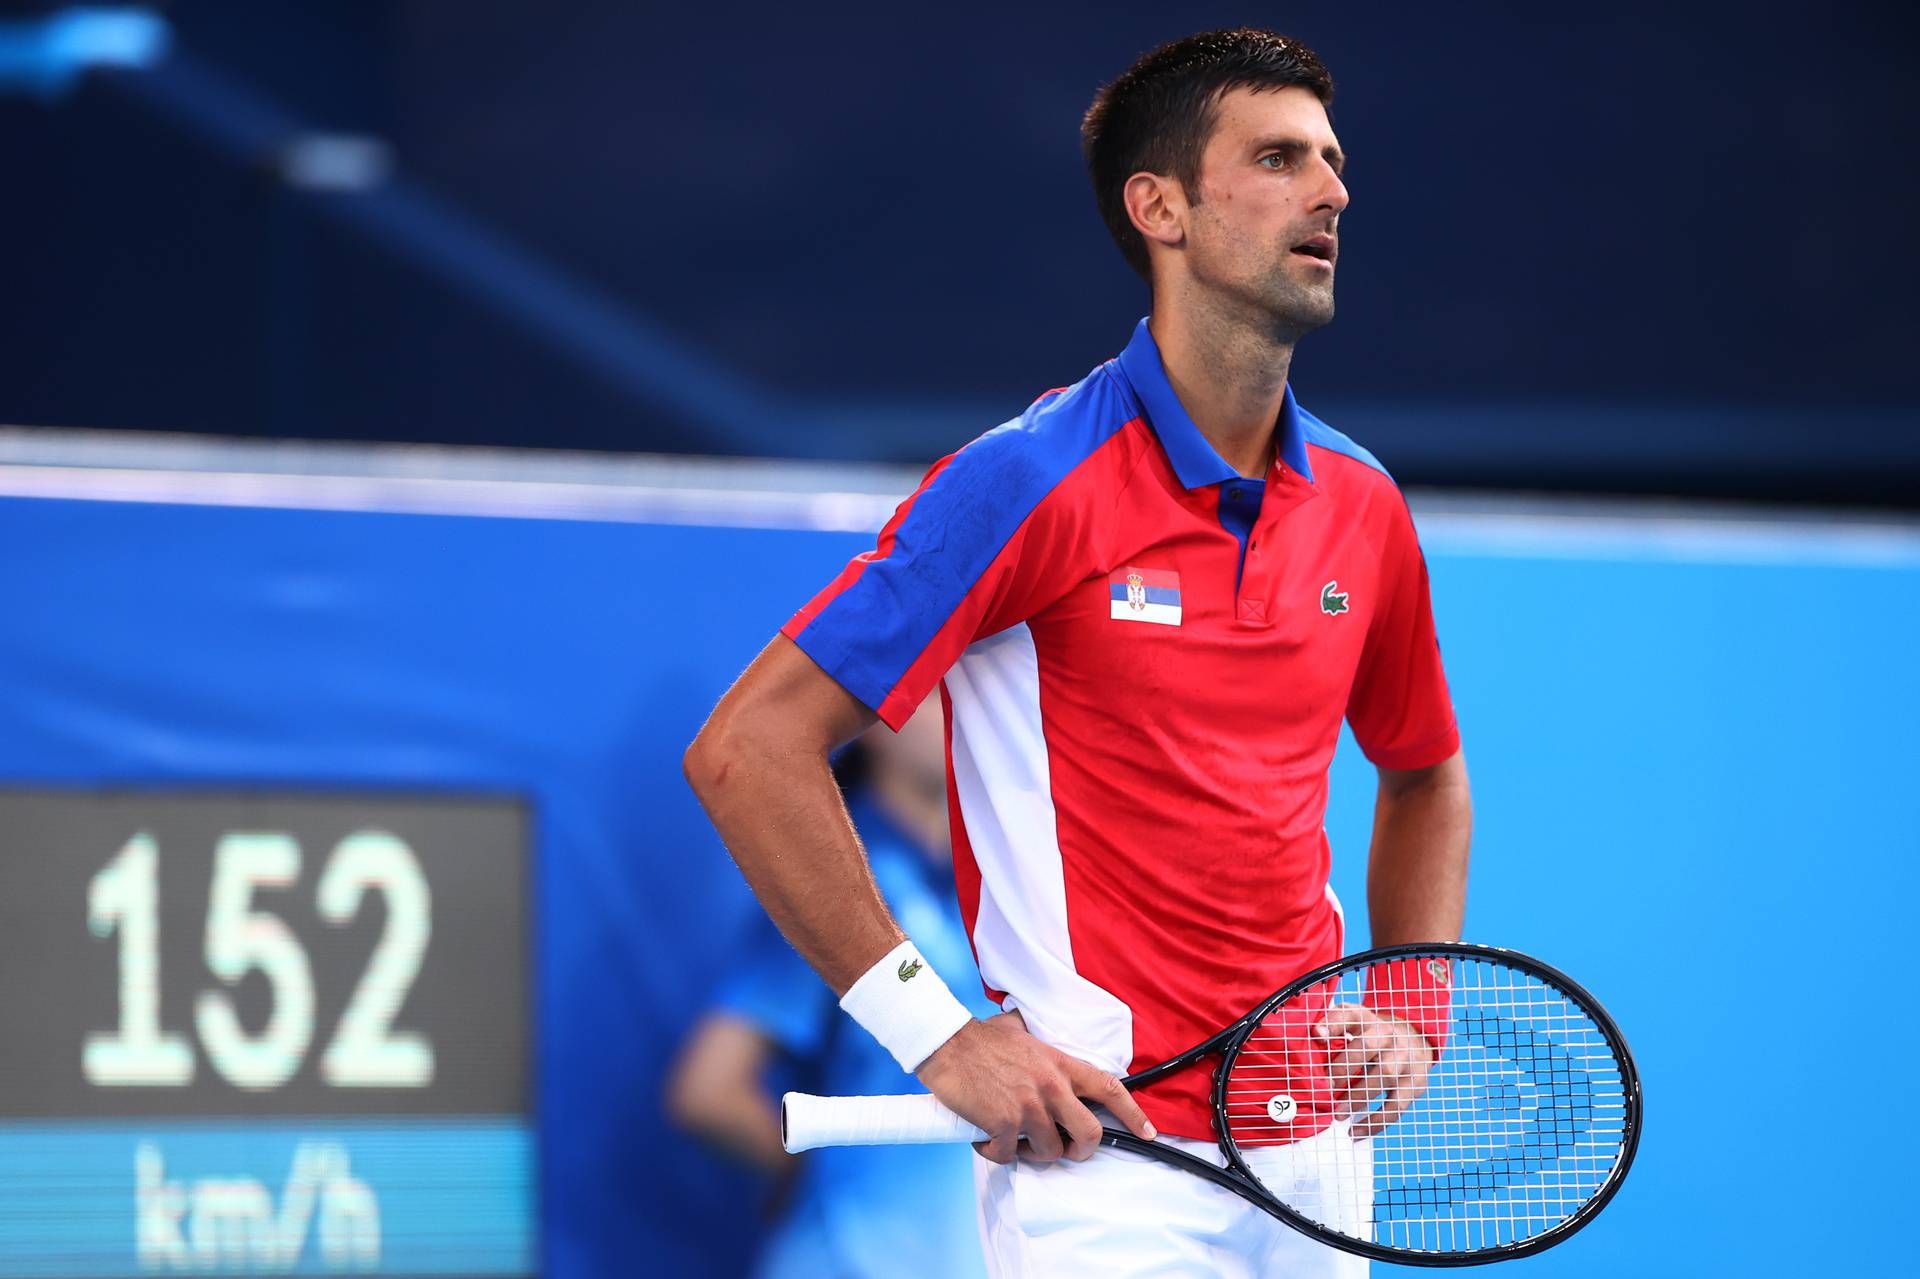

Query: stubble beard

[1190,219,1338,348]
[1179,206,1340,351]
[1251,253,1336,345]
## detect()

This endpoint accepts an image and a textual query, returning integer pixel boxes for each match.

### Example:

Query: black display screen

[0,790,537,1276]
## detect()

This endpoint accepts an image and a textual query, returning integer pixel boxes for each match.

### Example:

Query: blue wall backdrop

[1,482,1915,1275]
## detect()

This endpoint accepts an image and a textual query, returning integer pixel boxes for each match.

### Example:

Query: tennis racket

[783,943,1640,1266]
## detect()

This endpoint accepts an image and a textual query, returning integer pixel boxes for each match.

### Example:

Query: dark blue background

[3,1,1915,501]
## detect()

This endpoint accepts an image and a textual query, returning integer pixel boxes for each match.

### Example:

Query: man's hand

[915,1011,1156,1165]
[1315,1004,1435,1140]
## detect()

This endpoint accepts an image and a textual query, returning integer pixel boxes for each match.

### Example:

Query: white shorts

[974,1123,1373,1279]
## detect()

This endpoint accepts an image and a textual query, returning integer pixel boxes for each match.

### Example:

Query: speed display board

[0,791,535,1276]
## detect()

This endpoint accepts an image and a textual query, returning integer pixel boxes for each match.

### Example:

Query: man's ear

[1123,171,1187,256]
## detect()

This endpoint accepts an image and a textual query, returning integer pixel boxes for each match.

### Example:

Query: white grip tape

[782,1091,987,1153]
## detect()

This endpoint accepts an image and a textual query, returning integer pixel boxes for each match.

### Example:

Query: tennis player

[685,28,1471,1278]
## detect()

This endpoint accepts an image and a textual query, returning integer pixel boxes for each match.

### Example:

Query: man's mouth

[1290,234,1337,267]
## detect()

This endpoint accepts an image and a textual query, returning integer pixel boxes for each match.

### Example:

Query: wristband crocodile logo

[1320,581,1350,616]
[897,958,924,982]
[1427,959,1450,985]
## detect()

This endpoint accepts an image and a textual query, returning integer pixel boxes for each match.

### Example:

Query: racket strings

[1220,955,1631,1256]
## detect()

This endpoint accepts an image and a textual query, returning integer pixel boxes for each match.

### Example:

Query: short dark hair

[1081,29,1334,279]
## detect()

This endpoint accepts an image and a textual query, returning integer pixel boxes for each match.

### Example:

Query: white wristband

[838,940,973,1073]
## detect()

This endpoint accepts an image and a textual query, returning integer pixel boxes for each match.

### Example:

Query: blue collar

[1112,317,1314,488]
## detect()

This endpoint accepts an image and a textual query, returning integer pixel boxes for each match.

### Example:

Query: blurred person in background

[668,701,994,1279]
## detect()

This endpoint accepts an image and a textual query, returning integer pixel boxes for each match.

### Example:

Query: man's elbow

[682,722,725,804]
[683,711,753,807]
[1379,747,1470,803]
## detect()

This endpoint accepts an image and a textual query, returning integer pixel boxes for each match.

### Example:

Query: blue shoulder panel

[1297,405,1396,484]
[791,367,1138,715]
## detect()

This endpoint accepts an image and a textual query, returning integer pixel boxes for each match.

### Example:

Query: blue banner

[2,473,1917,1278]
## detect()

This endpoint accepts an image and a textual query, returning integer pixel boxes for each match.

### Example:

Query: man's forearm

[685,721,903,995]
[683,638,905,995]
[1365,750,1472,945]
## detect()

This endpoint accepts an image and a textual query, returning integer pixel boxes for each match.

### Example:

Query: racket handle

[782,1091,987,1153]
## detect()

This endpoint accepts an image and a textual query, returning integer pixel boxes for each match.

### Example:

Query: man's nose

[1315,159,1349,216]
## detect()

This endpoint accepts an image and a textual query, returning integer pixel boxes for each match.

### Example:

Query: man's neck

[1148,299,1296,480]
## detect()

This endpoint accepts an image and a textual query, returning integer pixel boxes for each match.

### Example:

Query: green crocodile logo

[897,958,924,982]
[1320,581,1349,616]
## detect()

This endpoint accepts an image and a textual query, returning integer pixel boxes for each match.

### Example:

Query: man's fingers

[1350,1037,1438,1139]
[1320,1008,1437,1122]
[933,1027,1154,1166]
[1326,1030,1391,1118]
[1314,1004,1377,1039]
[1039,1074,1102,1161]
[1349,1098,1403,1140]
[1331,1059,1385,1119]
[1351,1061,1419,1140]
[1326,1032,1384,1078]
[1020,1095,1065,1161]
[1052,1089,1104,1161]
[1068,1061,1158,1141]
[973,1132,1019,1165]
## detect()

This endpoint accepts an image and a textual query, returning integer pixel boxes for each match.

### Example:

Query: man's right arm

[682,634,1153,1162]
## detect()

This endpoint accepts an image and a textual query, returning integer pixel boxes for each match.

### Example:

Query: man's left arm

[1366,747,1471,945]
[1323,750,1472,1136]
[1325,484,1471,1135]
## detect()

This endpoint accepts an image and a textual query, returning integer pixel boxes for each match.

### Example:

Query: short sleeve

[782,404,1122,729]
[1345,494,1460,769]
[712,911,837,1059]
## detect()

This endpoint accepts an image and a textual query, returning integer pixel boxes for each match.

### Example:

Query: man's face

[1181,85,1349,338]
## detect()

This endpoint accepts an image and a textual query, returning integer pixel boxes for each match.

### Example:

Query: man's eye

[1260,153,1290,170]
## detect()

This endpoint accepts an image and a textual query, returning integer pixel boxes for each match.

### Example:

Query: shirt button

[1227,488,1242,502]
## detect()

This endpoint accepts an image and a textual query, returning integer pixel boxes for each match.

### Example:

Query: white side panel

[1324,878,1346,956]
[945,623,1134,1075]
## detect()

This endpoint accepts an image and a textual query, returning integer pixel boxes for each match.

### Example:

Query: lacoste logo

[897,958,924,982]
[1320,581,1349,616]
[1426,959,1450,986]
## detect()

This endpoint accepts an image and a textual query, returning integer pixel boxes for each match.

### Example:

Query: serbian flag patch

[1108,566,1182,626]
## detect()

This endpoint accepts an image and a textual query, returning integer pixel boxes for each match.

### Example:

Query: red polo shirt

[785,318,1460,1138]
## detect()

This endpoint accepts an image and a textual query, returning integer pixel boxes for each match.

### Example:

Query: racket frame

[1095,941,1643,1267]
